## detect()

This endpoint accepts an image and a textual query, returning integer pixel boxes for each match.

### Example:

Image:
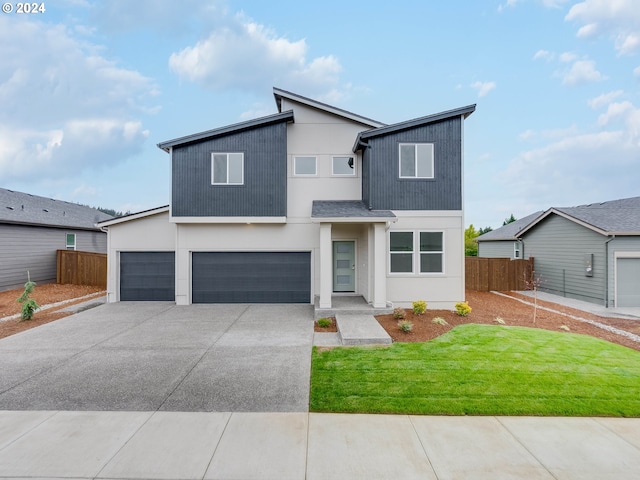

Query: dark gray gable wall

[172,121,287,217]
[362,116,462,210]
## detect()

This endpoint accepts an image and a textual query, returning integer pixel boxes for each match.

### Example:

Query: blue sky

[1,0,639,229]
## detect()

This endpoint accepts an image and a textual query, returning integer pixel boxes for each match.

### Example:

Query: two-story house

[99,88,475,310]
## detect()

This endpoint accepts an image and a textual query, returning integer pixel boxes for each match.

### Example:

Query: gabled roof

[311,201,396,223]
[157,110,295,152]
[273,87,386,129]
[519,196,640,236]
[0,188,112,231]
[353,104,476,152]
[476,211,544,242]
[97,205,170,227]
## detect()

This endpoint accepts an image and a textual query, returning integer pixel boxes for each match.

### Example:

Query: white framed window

[389,230,444,274]
[332,156,356,175]
[389,232,414,273]
[294,156,317,175]
[419,232,443,273]
[514,242,521,259]
[399,143,434,178]
[66,233,76,250]
[211,152,244,185]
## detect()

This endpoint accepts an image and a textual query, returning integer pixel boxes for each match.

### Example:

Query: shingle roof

[0,188,113,230]
[476,211,544,241]
[551,196,640,234]
[311,200,396,220]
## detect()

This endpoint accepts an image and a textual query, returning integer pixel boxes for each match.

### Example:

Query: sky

[1,0,639,230]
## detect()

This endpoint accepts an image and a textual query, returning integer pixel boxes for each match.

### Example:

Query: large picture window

[399,143,434,178]
[211,153,244,185]
[389,230,444,274]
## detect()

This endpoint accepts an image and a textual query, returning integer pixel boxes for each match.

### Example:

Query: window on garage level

[211,152,244,185]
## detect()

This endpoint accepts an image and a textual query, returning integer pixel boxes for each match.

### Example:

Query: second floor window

[212,153,244,185]
[294,156,317,175]
[399,143,434,179]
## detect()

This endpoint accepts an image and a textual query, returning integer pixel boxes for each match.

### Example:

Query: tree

[465,224,480,256]
[478,226,493,235]
[503,214,517,226]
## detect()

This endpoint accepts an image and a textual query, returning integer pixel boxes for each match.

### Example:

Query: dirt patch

[0,283,105,339]
[376,290,640,352]
[314,317,337,333]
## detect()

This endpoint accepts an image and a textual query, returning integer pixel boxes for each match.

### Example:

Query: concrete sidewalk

[1,410,639,479]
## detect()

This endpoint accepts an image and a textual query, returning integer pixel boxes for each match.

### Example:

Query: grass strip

[310,324,640,416]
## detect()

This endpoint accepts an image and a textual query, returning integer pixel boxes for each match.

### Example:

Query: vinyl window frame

[332,156,356,176]
[211,152,244,185]
[66,233,76,251]
[293,156,317,176]
[398,143,435,179]
[388,230,445,274]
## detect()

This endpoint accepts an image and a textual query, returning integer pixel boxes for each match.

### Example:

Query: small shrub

[398,320,413,333]
[17,272,39,322]
[393,308,407,319]
[412,300,427,315]
[493,317,506,325]
[316,318,332,328]
[454,301,472,316]
[432,317,448,326]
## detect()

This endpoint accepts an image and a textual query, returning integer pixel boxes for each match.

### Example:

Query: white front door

[333,241,355,292]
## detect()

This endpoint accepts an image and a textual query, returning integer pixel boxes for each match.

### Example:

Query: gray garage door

[120,252,175,301]
[617,258,640,307]
[192,252,311,303]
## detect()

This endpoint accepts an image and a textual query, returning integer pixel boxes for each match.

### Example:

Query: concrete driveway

[0,302,314,412]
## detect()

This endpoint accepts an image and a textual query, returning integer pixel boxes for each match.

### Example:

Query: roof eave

[273,87,386,129]
[98,205,170,227]
[353,104,476,151]
[157,110,295,152]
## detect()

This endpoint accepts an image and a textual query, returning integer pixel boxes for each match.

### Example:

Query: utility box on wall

[584,253,594,277]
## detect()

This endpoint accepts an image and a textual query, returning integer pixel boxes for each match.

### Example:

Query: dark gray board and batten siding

[171,122,287,217]
[523,215,606,305]
[362,117,463,211]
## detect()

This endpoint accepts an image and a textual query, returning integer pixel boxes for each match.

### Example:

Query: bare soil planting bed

[0,283,105,339]
[376,290,640,352]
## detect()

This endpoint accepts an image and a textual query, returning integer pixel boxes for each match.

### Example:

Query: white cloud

[169,13,343,96]
[470,81,497,97]
[533,49,553,60]
[558,51,578,63]
[561,59,607,85]
[501,101,640,208]
[634,66,640,78]
[0,16,157,181]
[588,90,624,109]
[566,0,640,55]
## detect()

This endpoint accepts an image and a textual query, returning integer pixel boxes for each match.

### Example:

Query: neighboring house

[477,197,640,307]
[0,188,113,291]
[99,87,475,309]
[476,211,543,259]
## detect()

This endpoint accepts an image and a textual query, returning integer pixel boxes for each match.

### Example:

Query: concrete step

[335,314,392,346]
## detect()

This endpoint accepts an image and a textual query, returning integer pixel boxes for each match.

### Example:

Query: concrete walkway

[1,410,639,479]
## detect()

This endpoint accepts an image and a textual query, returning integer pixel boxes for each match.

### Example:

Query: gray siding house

[0,188,112,291]
[477,197,640,307]
[100,88,475,309]
[476,211,543,259]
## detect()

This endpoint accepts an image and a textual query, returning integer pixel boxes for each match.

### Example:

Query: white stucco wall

[386,211,464,309]
[104,210,176,302]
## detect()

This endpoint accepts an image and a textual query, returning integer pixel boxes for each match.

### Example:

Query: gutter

[604,235,615,308]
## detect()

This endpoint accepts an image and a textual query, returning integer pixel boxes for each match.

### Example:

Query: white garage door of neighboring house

[616,258,640,307]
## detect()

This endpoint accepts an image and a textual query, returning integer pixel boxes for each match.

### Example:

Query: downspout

[604,235,615,308]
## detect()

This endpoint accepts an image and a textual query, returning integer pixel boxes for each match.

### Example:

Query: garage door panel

[192,252,311,304]
[120,252,175,301]
[617,258,640,307]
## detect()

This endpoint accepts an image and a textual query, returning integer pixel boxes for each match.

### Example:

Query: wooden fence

[56,250,107,288]
[466,257,534,292]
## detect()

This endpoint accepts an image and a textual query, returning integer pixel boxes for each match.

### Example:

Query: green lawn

[310,324,640,416]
